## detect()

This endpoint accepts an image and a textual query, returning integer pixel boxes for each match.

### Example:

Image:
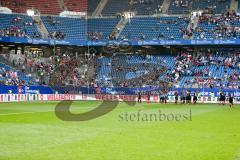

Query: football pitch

[0,101,240,160]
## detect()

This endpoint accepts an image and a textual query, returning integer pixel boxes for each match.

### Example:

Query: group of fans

[137,91,235,108]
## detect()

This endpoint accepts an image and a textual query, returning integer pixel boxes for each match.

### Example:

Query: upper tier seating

[239,1,240,12]
[87,0,101,15]
[168,0,230,15]
[42,16,119,40]
[191,0,230,14]
[130,0,164,15]
[102,0,163,16]
[87,18,120,40]
[0,0,95,15]
[42,16,120,40]
[0,0,232,16]
[168,0,190,14]
[64,0,87,12]
[0,0,62,15]
[0,13,39,38]
[120,16,190,40]
[41,16,86,40]
[102,0,131,16]
[194,13,240,39]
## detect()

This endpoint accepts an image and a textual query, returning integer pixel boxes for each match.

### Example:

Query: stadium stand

[110,54,171,87]
[0,0,62,14]
[96,57,112,86]
[0,0,239,90]
[64,0,88,12]
[41,16,120,40]
[194,11,240,39]
[0,48,239,89]
[0,52,97,87]
[120,16,190,40]
[49,54,95,87]
[0,0,232,16]
[95,51,239,88]
[102,0,164,16]
[191,0,230,14]
[87,0,101,15]
[239,1,240,12]
[0,62,39,86]
[175,51,240,89]
[168,0,190,14]
[87,17,120,40]
[0,13,39,38]
[41,16,86,40]
[130,0,164,15]
[168,0,230,14]
[102,0,131,16]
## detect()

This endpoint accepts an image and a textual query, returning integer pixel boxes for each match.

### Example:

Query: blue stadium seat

[41,16,86,40]
[120,16,189,40]
[0,13,39,38]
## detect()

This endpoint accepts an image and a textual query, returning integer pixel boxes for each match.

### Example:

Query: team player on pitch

[137,90,235,107]
[220,91,235,108]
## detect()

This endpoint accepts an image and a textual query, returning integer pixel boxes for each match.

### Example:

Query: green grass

[0,101,240,160]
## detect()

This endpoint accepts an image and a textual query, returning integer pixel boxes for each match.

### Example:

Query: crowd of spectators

[88,27,119,41]
[0,17,32,38]
[0,48,95,88]
[87,32,103,41]
[45,16,66,39]
[157,16,191,40]
[94,50,239,89]
[196,11,240,39]
[171,0,190,8]
[0,16,42,38]
[48,31,65,39]
[170,50,240,89]
[2,51,96,87]
[0,66,24,86]
[0,48,239,89]
[98,54,170,88]
[0,27,27,38]
[115,68,168,88]
[46,16,58,25]
[49,54,97,87]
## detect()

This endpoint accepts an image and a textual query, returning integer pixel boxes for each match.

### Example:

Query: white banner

[0,94,239,104]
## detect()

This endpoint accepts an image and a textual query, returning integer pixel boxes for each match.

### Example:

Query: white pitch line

[0,106,127,116]
[0,110,54,116]
[0,104,173,116]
